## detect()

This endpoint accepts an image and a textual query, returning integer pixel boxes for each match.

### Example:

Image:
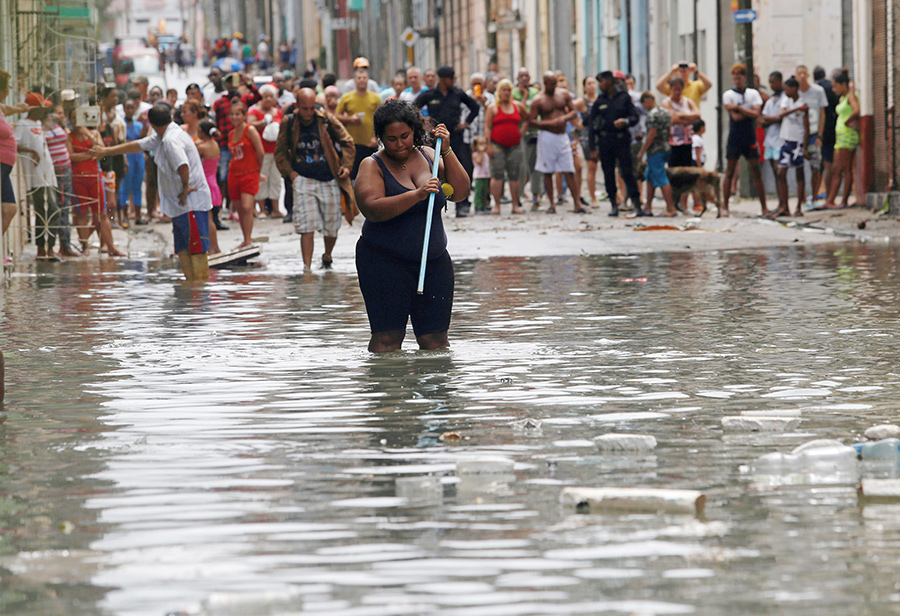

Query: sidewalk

[14,198,896,267]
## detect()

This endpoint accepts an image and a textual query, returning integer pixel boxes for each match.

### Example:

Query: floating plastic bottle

[855,438,900,461]
[749,439,858,485]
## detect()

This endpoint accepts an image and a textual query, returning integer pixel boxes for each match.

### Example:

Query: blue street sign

[733,9,757,23]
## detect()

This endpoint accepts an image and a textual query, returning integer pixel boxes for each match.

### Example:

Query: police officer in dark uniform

[588,70,643,217]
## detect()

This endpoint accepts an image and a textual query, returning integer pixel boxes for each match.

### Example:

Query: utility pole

[735,0,753,79]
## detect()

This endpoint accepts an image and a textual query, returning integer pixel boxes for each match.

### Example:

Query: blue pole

[417,136,442,295]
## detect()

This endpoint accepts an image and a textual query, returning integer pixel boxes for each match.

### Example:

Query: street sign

[401,26,419,48]
[733,9,757,23]
[331,17,358,30]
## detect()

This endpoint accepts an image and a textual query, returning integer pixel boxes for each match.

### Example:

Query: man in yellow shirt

[336,67,382,179]
[655,61,713,108]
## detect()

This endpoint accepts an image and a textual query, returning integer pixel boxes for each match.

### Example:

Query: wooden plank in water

[208,245,261,269]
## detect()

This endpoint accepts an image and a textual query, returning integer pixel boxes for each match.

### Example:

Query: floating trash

[396,476,443,505]
[560,487,706,515]
[748,439,858,485]
[858,478,900,502]
[593,433,657,452]
[864,424,900,441]
[721,416,800,432]
[456,456,516,476]
[855,438,900,461]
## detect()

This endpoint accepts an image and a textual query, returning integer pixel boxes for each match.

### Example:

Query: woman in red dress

[226,100,264,249]
[68,109,125,257]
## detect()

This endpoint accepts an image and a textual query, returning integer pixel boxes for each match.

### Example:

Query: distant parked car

[113,44,166,92]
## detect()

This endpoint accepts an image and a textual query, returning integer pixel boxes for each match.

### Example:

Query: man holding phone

[655,61,713,108]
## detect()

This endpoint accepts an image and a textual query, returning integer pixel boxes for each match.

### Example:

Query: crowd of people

[0,54,861,265]
[0,53,866,353]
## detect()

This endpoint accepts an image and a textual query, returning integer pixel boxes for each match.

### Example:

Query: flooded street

[3,241,900,615]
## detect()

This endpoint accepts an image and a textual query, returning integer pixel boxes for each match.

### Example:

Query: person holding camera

[655,61,713,109]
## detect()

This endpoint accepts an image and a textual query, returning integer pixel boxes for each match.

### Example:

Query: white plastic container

[864,424,900,441]
[593,433,657,452]
[722,416,800,432]
[456,456,515,476]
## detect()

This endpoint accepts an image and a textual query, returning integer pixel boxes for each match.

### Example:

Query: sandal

[545,206,557,214]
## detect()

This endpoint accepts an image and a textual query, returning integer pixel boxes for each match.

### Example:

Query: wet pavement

[4,209,900,615]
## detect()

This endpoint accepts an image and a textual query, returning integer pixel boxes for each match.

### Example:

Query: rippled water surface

[4,242,900,615]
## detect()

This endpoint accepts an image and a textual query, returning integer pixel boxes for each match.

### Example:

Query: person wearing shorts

[530,71,585,213]
[485,78,526,214]
[0,71,21,236]
[94,104,214,281]
[760,72,787,211]
[275,88,357,270]
[226,100,264,249]
[773,76,809,217]
[797,65,828,207]
[721,63,768,217]
[637,92,677,217]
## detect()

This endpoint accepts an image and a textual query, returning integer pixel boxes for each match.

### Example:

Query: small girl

[692,119,706,168]
[471,135,491,213]
[197,119,222,255]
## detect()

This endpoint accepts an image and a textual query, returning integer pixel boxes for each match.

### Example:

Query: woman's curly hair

[373,99,429,147]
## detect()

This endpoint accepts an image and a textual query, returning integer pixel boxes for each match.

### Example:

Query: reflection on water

[3,242,900,615]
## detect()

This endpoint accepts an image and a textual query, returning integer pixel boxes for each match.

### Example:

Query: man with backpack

[275,88,357,270]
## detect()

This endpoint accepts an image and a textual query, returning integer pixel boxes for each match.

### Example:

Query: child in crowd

[197,119,222,255]
[692,119,706,168]
[637,91,676,217]
[471,135,491,213]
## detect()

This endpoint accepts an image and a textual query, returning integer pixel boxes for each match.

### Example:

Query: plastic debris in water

[748,439,858,485]
[864,424,900,441]
[560,487,706,515]
[396,476,443,505]
[593,433,657,452]
[457,456,515,476]
[721,416,800,432]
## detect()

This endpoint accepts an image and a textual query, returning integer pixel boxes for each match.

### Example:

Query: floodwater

[2,241,900,616]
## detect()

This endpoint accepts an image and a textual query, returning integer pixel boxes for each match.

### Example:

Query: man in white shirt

[774,76,810,217]
[760,71,787,212]
[203,67,226,109]
[272,72,296,108]
[92,104,213,281]
[115,88,152,121]
[14,94,60,260]
[796,65,828,207]
[721,63,767,217]
[399,66,427,103]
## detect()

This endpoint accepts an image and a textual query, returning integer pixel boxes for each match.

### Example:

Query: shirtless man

[529,71,587,213]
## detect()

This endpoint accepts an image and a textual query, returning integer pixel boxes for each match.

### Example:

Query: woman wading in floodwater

[354,100,470,353]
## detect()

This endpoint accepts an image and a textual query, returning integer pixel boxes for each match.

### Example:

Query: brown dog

[637,164,721,216]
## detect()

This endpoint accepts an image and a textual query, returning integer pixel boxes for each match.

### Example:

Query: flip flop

[546,207,557,214]
[572,207,590,214]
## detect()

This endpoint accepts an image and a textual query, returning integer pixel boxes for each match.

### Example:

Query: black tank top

[361,148,448,262]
